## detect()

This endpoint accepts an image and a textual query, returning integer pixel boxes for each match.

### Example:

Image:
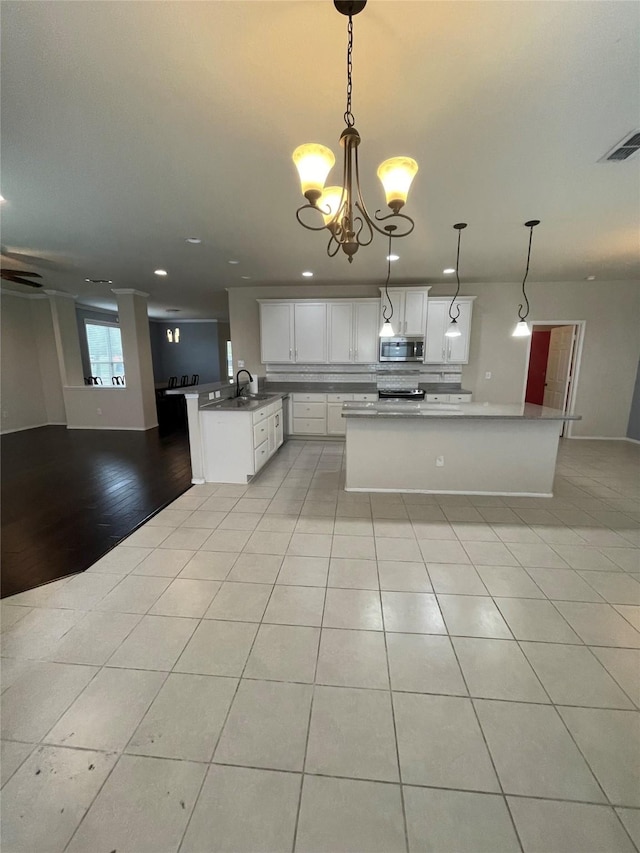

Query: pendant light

[293,1,418,263]
[379,226,396,337]
[445,223,467,338]
[512,220,540,338]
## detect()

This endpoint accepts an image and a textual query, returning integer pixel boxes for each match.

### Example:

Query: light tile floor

[2,438,640,852]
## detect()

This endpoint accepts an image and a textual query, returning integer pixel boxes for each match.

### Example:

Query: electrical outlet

[238,359,245,368]
[485,371,492,380]
[436,456,444,467]
[209,392,216,400]
[214,391,221,398]
[96,408,102,415]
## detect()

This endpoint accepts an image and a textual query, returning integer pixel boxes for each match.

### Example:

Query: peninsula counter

[342,401,580,497]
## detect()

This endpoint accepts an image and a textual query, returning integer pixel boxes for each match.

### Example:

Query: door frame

[520,320,585,439]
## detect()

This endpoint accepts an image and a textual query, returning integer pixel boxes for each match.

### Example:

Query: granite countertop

[200,392,288,413]
[264,382,378,393]
[342,401,582,420]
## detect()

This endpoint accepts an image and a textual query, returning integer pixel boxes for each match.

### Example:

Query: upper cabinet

[260,298,380,365]
[424,297,474,364]
[294,303,327,363]
[328,300,379,363]
[260,302,294,363]
[379,287,430,337]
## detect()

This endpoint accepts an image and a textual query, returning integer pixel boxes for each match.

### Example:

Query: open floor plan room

[1,438,639,853]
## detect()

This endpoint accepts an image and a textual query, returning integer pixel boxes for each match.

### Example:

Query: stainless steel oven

[379,337,424,362]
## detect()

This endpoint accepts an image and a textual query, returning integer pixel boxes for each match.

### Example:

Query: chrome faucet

[235,369,253,398]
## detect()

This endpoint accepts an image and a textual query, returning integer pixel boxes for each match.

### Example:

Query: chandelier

[292,0,418,263]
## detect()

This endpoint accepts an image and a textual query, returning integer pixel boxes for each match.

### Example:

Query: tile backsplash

[265,363,462,388]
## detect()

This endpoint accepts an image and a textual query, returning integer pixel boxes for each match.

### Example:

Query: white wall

[0,293,64,433]
[228,280,640,438]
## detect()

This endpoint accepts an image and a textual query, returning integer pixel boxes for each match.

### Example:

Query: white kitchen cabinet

[201,398,284,483]
[424,297,474,364]
[259,303,294,363]
[379,287,430,337]
[328,302,353,363]
[327,403,347,435]
[327,299,379,364]
[294,303,327,363]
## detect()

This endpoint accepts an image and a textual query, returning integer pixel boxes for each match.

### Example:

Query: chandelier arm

[352,210,374,247]
[295,204,335,232]
[369,209,415,238]
[381,229,394,323]
[518,222,538,322]
[327,233,342,257]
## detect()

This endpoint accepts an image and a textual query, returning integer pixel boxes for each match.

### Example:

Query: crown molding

[43,289,78,299]
[111,288,149,298]
[1,288,46,300]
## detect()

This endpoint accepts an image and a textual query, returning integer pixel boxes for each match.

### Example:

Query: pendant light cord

[382,230,394,323]
[344,14,355,127]
[518,221,538,321]
[448,223,467,322]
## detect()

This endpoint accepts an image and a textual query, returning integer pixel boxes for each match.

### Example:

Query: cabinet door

[328,302,353,363]
[274,407,284,448]
[327,403,346,435]
[380,289,405,337]
[294,303,327,363]
[403,290,428,336]
[446,300,472,363]
[260,303,294,363]
[354,301,380,363]
[267,413,276,454]
[424,300,447,363]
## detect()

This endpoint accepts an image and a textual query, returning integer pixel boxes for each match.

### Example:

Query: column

[44,289,84,387]
[112,289,157,429]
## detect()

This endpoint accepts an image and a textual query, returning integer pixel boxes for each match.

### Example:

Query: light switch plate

[485,371,492,380]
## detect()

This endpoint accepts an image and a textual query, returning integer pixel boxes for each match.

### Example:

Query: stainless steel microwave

[379,337,424,362]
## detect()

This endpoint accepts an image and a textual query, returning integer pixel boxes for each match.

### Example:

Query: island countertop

[342,401,581,420]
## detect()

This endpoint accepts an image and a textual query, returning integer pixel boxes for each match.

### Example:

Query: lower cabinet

[201,399,284,483]
[291,392,376,436]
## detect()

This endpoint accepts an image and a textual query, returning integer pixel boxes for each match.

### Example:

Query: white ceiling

[1,1,638,319]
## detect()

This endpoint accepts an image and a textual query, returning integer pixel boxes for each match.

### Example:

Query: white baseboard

[345,487,554,498]
[66,423,159,431]
[0,421,67,435]
[625,437,640,445]
[567,435,635,442]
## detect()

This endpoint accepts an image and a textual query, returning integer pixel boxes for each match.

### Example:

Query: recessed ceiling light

[586,275,596,281]
[185,237,202,244]
[387,254,400,262]
[302,271,314,277]
[228,259,240,265]
[241,275,252,280]
[84,278,113,284]
[154,269,168,276]
[443,268,455,274]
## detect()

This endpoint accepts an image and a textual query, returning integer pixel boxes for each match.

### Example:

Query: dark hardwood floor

[1,411,192,598]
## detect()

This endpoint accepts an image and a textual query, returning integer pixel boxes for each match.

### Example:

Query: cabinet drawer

[353,393,376,401]
[291,393,327,402]
[253,420,269,447]
[426,394,450,402]
[293,402,326,419]
[252,407,269,425]
[254,439,269,472]
[293,418,327,435]
[450,393,472,403]
[326,393,354,402]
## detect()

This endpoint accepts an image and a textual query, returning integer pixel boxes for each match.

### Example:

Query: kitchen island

[343,401,580,497]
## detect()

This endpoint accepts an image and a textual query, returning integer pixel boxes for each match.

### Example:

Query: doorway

[523,321,585,437]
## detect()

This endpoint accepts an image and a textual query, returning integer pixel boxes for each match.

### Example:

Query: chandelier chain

[518,224,535,321]
[382,230,394,322]
[344,15,355,127]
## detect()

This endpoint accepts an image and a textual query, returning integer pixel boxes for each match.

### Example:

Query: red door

[525,329,551,405]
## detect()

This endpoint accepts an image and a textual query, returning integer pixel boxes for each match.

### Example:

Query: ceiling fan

[0,268,43,288]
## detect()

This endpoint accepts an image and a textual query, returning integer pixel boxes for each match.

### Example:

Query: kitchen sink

[244,393,273,401]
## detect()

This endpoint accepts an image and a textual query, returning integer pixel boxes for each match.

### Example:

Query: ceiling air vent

[600,130,640,162]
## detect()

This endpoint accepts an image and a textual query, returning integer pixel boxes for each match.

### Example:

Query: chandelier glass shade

[293,1,418,263]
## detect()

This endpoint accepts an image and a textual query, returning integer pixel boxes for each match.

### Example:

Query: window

[226,340,234,380]
[85,321,125,385]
